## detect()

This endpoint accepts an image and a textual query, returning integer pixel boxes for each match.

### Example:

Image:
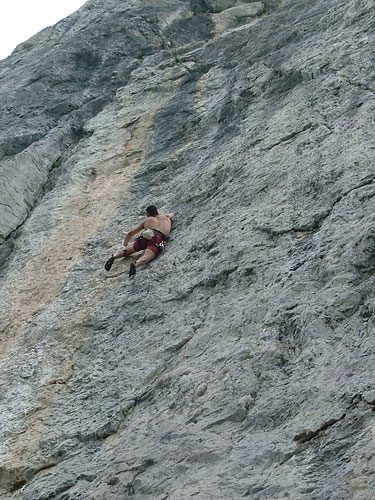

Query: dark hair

[146,205,158,216]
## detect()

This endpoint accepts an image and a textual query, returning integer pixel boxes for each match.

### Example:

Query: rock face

[0,0,374,498]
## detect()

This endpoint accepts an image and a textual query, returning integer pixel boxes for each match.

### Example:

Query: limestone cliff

[0,0,375,498]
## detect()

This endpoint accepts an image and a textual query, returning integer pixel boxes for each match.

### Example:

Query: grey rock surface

[0,0,375,498]
[0,0,213,245]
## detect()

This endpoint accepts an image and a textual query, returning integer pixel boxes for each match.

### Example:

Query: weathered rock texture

[0,0,375,498]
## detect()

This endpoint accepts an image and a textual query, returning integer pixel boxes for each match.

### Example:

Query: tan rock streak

[1,68,182,344]
[0,67,185,491]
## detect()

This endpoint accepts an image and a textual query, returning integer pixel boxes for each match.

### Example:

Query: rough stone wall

[0,0,375,498]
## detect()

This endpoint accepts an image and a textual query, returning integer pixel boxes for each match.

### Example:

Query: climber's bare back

[143,213,174,236]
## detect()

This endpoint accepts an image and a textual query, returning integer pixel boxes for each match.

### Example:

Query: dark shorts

[133,232,165,256]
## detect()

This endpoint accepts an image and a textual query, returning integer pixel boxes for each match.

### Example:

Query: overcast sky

[0,0,88,60]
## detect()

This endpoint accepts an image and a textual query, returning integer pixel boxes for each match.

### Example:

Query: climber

[104,205,175,276]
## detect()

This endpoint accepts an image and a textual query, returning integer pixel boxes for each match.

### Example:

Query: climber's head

[146,205,158,217]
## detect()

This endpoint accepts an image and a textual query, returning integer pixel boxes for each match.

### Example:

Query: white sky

[0,1,88,60]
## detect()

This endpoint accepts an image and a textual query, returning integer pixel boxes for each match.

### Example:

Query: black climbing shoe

[105,255,115,271]
[129,262,136,277]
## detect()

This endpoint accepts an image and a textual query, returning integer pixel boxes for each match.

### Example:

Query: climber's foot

[105,255,115,271]
[129,262,136,277]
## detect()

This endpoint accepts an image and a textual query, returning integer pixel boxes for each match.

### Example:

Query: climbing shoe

[129,262,136,277]
[105,255,115,271]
